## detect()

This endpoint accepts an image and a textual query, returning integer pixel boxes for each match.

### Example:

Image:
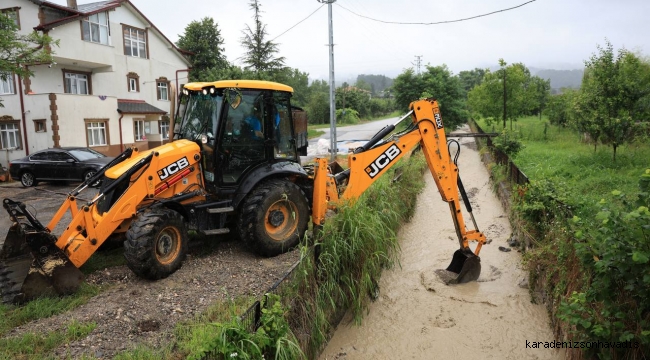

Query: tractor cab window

[177,90,223,182]
[272,93,296,160]
[219,90,266,184]
[177,92,222,143]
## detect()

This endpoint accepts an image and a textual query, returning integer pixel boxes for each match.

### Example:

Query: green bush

[559,169,650,357]
[514,179,574,237]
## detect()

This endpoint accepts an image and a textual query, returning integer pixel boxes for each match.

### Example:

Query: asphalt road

[307,116,399,156]
[0,182,98,243]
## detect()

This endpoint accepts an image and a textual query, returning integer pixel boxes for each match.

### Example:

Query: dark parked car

[9,147,114,187]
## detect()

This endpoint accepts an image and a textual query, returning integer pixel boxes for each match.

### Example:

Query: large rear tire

[124,208,188,280]
[237,179,309,257]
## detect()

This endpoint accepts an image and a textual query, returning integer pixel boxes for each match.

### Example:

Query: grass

[0,320,96,359]
[478,116,650,217]
[0,283,101,337]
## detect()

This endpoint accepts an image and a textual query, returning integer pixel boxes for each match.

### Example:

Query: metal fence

[471,120,529,186]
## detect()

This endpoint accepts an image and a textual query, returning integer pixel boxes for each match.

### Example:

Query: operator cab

[175,80,298,192]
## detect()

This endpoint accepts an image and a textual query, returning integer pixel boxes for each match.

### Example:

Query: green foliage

[175,17,229,82]
[0,13,58,107]
[544,89,577,127]
[305,88,330,125]
[458,68,486,95]
[493,128,524,157]
[240,0,285,76]
[179,294,304,360]
[469,59,550,129]
[515,179,573,236]
[392,65,467,130]
[336,108,360,124]
[573,40,650,160]
[558,170,650,357]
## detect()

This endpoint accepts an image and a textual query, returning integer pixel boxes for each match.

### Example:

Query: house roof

[117,99,167,115]
[31,0,191,63]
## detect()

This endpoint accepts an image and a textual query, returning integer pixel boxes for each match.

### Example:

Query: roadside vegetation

[472,40,650,358]
[107,153,427,359]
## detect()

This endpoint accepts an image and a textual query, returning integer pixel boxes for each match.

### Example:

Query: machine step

[201,228,230,235]
[206,207,234,214]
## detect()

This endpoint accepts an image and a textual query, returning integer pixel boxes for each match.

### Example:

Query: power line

[270,4,326,41]
[412,55,423,74]
[336,0,537,25]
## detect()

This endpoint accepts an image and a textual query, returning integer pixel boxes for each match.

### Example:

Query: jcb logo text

[365,144,401,179]
[158,157,189,180]
[434,112,443,129]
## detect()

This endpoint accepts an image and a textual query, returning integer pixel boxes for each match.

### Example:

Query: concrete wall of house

[7,0,189,160]
[23,93,54,152]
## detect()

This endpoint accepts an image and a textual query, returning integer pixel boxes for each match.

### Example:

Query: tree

[303,79,330,124]
[574,40,650,160]
[392,68,425,111]
[458,68,486,95]
[468,59,534,129]
[0,13,57,106]
[176,17,229,82]
[392,66,467,130]
[544,89,577,127]
[240,0,285,77]
[529,76,551,119]
[420,65,467,130]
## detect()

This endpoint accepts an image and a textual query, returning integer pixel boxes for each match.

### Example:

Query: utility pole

[319,0,337,161]
[413,55,423,75]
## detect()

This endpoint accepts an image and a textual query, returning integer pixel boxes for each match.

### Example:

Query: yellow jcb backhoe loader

[1,80,486,303]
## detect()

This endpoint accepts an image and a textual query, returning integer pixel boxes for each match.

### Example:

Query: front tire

[237,179,309,257]
[20,171,37,187]
[124,208,188,280]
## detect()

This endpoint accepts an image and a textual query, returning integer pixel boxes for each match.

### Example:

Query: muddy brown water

[320,131,564,360]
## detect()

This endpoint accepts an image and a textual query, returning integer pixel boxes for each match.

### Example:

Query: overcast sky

[53,0,650,81]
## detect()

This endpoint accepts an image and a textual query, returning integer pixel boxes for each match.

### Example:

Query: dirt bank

[320,129,564,359]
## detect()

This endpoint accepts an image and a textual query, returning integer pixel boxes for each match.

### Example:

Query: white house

[0,0,191,164]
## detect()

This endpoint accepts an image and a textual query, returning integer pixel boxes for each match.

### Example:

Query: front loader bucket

[0,223,33,303]
[436,248,481,285]
[1,200,84,303]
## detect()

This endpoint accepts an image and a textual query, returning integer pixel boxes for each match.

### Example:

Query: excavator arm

[312,98,486,283]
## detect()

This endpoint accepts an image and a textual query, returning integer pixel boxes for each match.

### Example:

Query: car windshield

[68,148,105,161]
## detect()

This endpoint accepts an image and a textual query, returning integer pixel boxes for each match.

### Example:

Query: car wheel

[20,171,38,187]
[83,170,100,187]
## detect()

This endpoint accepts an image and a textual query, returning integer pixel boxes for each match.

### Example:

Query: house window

[123,26,147,59]
[126,72,139,92]
[0,122,21,149]
[134,120,147,141]
[129,78,137,92]
[157,81,169,101]
[1,8,20,30]
[159,120,169,140]
[34,119,46,133]
[86,121,107,146]
[0,72,14,94]
[82,11,109,45]
[64,70,91,95]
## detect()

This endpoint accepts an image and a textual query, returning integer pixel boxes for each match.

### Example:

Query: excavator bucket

[1,200,84,303]
[436,248,481,285]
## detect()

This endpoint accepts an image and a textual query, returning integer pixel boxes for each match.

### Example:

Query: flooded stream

[320,132,563,360]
